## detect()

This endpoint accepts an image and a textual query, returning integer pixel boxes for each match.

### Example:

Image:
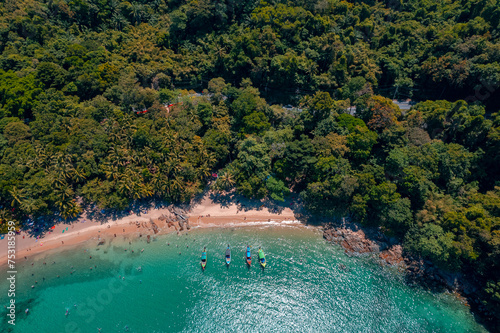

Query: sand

[0,192,299,264]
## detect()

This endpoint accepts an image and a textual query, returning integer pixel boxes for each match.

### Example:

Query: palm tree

[151,173,167,196]
[140,182,153,199]
[130,3,145,25]
[71,167,87,183]
[21,198,39,215]
[101,161,120,180]
[215,168,236,191]
[117,177,131,196]
[9,187,25,207]
[167,177,183,200]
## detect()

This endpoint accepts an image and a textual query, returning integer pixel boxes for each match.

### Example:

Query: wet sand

[0,193,298,265]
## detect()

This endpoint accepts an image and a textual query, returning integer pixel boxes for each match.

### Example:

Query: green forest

[0,0,499,328]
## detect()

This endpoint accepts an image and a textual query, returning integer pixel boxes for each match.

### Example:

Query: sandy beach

[0,192,299,264]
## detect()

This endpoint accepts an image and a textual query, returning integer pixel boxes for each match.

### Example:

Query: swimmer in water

[65,309,69,316]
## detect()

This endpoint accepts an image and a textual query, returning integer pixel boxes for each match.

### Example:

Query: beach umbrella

[51,226,55,229]
[66,227,68,231]
[62,230,65,233]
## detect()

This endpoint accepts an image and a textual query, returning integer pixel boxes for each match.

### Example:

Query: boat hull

[258,249,266,268]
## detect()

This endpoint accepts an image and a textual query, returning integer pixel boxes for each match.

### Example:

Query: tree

[36,62,68,89]
[235,137,271,197]
[240,111,270,136]
[3,121,31,145]
[266,176,288,202]
[362,95,401,133]
[404,223,458,270]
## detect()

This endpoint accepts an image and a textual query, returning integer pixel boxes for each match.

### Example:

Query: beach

[0,192,298,264]
[0,222,486,333]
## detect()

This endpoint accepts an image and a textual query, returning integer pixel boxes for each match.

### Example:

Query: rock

[379,245,405,267]
[367,243,380,253]
[324,225,384,254]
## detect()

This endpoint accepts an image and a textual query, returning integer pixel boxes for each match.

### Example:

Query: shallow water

[0,225,486,332]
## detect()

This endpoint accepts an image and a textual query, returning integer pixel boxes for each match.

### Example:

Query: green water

[0,225,486,332]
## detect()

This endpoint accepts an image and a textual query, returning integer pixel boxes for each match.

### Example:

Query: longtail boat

[258,247,266,268]
[246,245,252,266]
[201,247,207,270]
[225,245,231,265]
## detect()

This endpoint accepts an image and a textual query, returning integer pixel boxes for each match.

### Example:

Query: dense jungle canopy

[0,0,499,328]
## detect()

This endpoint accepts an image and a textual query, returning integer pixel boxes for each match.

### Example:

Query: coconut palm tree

[9,187,25,207]
[214,167,237,191]
[71,167,87,183]
[151,173,167,196]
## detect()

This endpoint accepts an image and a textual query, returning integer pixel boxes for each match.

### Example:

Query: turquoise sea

[0,224,487,332]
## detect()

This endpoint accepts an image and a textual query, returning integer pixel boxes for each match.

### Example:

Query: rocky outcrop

[324,227,388,254]
[379,245,405,267]
[323,224,405,268]
[323,223,477,301]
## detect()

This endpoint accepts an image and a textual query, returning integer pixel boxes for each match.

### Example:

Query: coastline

[0,193,299,265]
[1,193,492,331]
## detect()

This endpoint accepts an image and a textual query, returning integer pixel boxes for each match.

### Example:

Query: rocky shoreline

[322,222,497,330]
[323,223,406,268]
[323,223,496,315]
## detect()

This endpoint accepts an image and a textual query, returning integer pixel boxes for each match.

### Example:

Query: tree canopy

[0,0,499,327]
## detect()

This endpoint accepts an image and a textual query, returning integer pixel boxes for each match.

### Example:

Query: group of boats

[201,245,266,269]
